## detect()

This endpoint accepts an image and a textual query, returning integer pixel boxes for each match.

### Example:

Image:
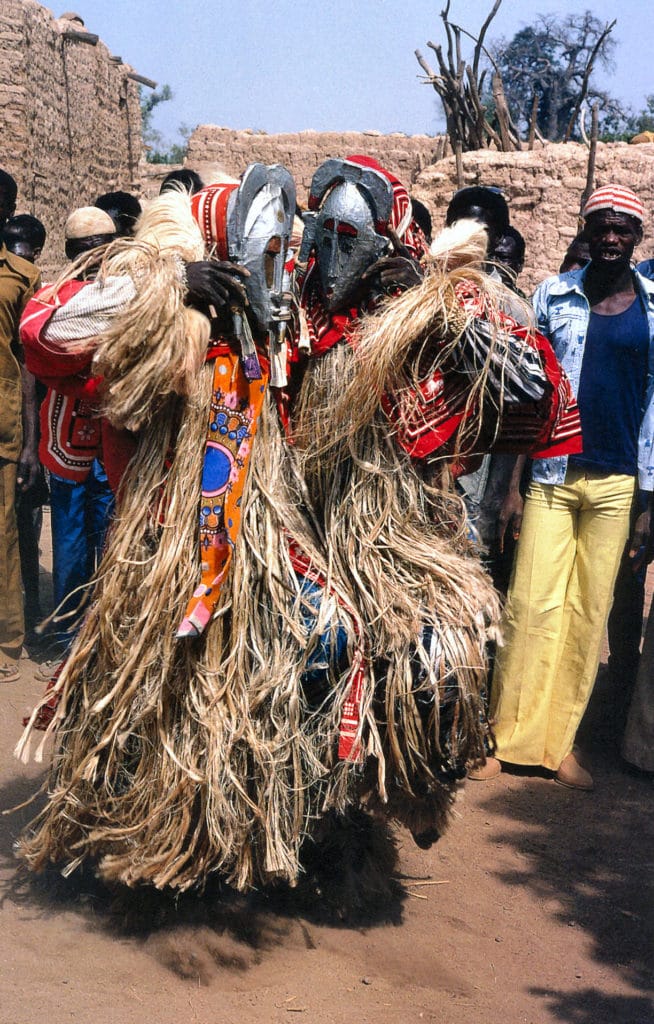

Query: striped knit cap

[582,185,644,223]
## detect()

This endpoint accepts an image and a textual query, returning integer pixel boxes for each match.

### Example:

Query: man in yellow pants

[488,185,654,790]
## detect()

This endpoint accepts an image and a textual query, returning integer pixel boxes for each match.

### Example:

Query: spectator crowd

[2,159,652,814]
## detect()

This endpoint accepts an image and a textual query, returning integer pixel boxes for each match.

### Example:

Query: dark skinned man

[489,185,654,791]
[0,169,40,681]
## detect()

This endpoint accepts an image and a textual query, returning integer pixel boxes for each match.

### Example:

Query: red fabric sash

[383,281,582,462]
[39,390,101,482]
[299,264,359,356]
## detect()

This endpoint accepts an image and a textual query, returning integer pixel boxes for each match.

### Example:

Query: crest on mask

[193,164,296,384]
[299,158,394,312]
[228,163,296,385]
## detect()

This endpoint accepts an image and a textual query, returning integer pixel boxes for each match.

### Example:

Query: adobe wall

[5,4,652,294]
[185,126,448,203]
[185,133,654,292]
[413,141,654,293]
[1,1,143,274]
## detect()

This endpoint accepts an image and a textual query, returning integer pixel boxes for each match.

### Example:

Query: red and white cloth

[582,185,644,223]
[20,279,138,491]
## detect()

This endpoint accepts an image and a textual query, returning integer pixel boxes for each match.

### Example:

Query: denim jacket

[531,265,654,491]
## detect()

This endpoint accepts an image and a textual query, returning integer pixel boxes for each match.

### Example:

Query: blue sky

[73,1,651,146]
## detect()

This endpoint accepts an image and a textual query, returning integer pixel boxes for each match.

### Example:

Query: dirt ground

[1,512,653,1024]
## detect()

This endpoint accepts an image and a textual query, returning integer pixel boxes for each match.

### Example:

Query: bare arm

[497,453,527,553]
[628,492,652,574]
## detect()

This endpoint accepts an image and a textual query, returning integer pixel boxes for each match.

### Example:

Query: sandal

[0,662,20,683]
[34,658,64,683]
[555,751,594,791]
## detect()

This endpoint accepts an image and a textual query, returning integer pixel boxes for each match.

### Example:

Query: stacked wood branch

[415,1,521,154]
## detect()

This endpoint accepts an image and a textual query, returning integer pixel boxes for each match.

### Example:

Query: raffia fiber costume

[293,158,580,846]
[17,179,578,894]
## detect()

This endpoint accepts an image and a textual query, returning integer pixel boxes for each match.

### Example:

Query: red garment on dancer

[20,282,137,493]
[300,270,582,466]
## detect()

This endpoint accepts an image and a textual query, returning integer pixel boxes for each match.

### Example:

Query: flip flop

[0,662,20,683]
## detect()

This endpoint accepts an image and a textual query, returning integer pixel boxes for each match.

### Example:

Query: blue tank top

[570,295,649,477]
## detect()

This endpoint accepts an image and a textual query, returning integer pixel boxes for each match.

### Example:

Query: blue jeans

[50,459,114,646]
[297,575,349,706]
[297,576,460,745]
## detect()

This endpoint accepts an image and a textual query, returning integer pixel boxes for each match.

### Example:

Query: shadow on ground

[479,667,654,1024]
[1,770,405,983]
[530,986,653,1024]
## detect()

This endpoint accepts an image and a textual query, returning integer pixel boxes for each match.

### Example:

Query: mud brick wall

[6,3,654,292]
[1,1,143,275]
[413,141,654,293]
[184,126,448,204]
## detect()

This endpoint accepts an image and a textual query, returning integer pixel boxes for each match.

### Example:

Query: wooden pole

[528,94,539,151]
[492,73,513,150]
[454,141,464,187]
[578,101,600,231]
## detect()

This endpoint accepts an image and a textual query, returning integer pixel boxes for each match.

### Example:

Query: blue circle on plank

[202,441,233,497]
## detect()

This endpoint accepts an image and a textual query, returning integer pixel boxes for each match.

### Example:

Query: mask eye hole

[264,236,282,287]
[336,222,358,255]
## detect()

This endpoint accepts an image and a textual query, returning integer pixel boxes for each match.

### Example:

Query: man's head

[559,233,591,274]
[3,214,46,263]
[410,197,432,244]
[160,168,205,196]
[0,169,18,233]
[65,206,116,262]
[493,225,525,283]
[446,186,509,251]
[582,185,644,270]
[95,190,142,237]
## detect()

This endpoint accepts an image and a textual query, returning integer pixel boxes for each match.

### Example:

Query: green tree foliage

[140,84,172,148]
[599,95,654,143]
[631,95,654,134]
[140,85,192,164]
[490,12,628,142]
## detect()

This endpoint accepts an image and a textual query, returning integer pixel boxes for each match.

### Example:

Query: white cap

[65,206,116,240]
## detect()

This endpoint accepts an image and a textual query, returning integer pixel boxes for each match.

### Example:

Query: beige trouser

[0,457,24,664]
[491,468,635,770]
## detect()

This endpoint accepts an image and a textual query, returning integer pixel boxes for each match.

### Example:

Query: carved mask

[227,163,296,333]
[300,158,394,313]
[314,183,389,312]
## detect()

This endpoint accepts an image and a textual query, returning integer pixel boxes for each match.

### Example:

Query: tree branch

[563,20,616,142]
[528,93,539,149]
[472,0,503,79]
[579,101,600,230]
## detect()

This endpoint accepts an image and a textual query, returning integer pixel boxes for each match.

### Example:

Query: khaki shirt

[0,244,40,460]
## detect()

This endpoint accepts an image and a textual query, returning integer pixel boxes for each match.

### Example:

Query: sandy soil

[1,514,653,1024]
